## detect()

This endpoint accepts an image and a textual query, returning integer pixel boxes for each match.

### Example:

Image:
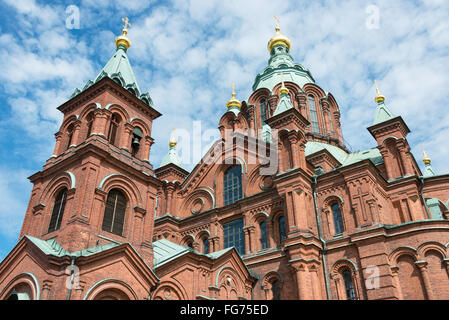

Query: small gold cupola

[267,15,291,53]
[374,80,386,103]
[115,17,132,50]
[226,83,242,110]
[279,72,290,95]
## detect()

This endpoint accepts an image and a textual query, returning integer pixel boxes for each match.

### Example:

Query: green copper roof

[304,141,384,168]
[273,92,294,116]
[152,239,234,268]
[423,163,436,177]
[69,45,155,108]
[373,100,395,125]
[94,45,141,95]
[160,144,183,168]
[253,44,315,92]
[24,235,120,258]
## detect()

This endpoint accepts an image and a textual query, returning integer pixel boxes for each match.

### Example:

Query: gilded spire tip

[374,80,386,103]
[169,127,177,147]
[420,144,431,165]
[116,17,132,50]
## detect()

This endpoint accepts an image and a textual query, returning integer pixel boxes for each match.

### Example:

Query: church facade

[0,19,448,301]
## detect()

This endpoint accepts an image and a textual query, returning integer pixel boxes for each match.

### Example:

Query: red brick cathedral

[1,19,448,301]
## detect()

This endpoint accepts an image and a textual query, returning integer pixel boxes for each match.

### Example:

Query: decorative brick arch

[98,173,143,208]
[130,117,151,137]
[180,234,195,247]
[417,241,447,259]
[83,278,138,300]
[180,188,215,216]
[79,102,102,120]
[388,246,418,265]
[261,270,284,300]
[215,266,243,300]
[152,281,187,300]
[0,272,40,300]
[330,259,360,300]
[38,171,75,204]
[59,114,79,133]
[104,103,131,123]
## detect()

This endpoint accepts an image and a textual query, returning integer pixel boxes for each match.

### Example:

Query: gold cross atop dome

[374,80,386,103]
[279,72,290,95]
[122,17,132,32]
[268,15,291,52]
[226,83,241,109]
[169,127,177,147]
[115,17,132,50]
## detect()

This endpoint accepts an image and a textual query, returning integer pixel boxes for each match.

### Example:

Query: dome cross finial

[274,15,280,33]
[374,80,386,103]
[116,17,132,50]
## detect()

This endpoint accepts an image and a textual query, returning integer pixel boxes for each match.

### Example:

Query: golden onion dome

[374,80,386,103]
[422,150,431,165]
[226,84,242,109]
[267,16,291,52]
[115,17,132,50]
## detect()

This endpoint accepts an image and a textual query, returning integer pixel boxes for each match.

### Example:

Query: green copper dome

[252,44,315,92]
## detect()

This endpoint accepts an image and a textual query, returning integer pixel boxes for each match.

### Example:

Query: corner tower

[19,20,162,265]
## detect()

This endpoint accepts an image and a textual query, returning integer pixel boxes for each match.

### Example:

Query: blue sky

[0,0,448,261]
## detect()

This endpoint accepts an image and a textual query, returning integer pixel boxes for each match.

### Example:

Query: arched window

[342,270,356,300]
[271,280,281,300]
[260,99,268,123]
[108,114,121,146]
[102,189,126,236]
[66,123,74,150]
[48,188,68,233]
[86,112,94,139]
[278,216,286,245]
[308,95,320,134]
[260,220,268,250]
[223,165,243,206]
[203,238,210,254]
[331,203,344,235]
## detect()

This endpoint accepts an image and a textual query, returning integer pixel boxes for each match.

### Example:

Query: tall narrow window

[203,238,210,254]
[48,188,67,233]
[271,280,281,300]
[86,112,94,138]
[279,216,286,244]
[332,203,344,235]
[308,95,320,134]
[223,218,245,255]
[223,165,243,206]
[260,220,268,250]
[342,270,356,300]
[108,114,121,146]
[66,124,74,150]
[260,99,267,123]
[102,189,127,236]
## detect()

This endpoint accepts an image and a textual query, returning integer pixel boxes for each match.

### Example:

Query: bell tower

[19,19,162,265]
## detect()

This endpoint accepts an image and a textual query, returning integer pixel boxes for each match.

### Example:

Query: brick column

[52,131,64,157]
[415,261,434,300]
[142,136,154,163]
[121,123,134,151]
[70,120,82,147]
[93,109,111,138]
[390,266,404,300]
[291,264,309,300]
[249,226,256,254]
[266,218,274,249]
